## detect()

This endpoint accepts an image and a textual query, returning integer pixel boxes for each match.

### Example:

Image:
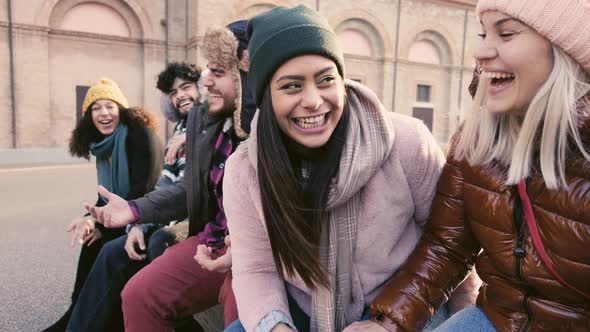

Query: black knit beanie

[247,5,345,106]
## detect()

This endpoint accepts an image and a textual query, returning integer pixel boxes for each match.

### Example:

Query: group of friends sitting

[45,2,590,332]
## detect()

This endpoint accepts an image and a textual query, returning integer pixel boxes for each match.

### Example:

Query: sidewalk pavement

[0,148,92,169]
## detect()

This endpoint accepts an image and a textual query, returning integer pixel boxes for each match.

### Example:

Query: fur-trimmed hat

[202,20,256,139]
[82,78,129,114]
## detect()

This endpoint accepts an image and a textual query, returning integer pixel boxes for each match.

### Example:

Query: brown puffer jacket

[370,119,590,332]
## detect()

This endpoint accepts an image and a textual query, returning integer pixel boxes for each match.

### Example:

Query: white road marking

[0,163,93,173]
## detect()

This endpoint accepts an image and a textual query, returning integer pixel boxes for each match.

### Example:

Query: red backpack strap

[517,180,590,300]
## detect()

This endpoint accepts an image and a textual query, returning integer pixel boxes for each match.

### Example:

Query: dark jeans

[43,227,124,332]
[72,227,125,303]
[66,222,188,332]
[224,296,449,331]
[224,292,310,332]
[288,294,310,332]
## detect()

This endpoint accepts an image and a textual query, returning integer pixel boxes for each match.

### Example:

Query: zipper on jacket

[512,193,527,279]
[515,223,528,278]
[513,186,532,332]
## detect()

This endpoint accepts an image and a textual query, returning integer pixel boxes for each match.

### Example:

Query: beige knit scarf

[310,80,395,332]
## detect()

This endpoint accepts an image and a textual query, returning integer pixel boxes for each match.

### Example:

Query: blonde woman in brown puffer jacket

[366,1,590,331]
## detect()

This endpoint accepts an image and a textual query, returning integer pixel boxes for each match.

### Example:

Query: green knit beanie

[247,5,345,106]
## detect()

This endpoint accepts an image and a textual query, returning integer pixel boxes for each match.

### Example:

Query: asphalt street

[0,163,97,332]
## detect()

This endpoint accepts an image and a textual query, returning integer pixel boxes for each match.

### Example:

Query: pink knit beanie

[476,0,590,73]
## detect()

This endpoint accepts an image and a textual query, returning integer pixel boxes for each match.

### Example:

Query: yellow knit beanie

[82,78,129,114]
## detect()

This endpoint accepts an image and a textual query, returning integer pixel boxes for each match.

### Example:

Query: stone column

[0,23,12,148]
[142,39,167,139]
[12,24,51,147]
[381,59,395,112]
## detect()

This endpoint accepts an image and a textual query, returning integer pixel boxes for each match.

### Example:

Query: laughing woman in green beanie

[44,78,162,332]
[221,5,480,332]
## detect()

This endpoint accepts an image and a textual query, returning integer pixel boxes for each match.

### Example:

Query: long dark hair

[69,104,158,159]
[257,85,349,289]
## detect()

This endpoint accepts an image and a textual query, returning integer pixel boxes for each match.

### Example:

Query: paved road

[0,163,97,332]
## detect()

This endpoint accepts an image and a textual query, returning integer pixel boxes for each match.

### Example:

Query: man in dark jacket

[86,21,255,332]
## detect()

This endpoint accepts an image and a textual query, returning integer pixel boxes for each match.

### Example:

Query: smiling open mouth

[98,119,113,125]
[292,112,330,129]
[485,71,515,88]
[178,99,193,109]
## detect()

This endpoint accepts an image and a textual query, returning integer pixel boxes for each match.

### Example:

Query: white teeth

[483,71,515,79]
[294,114,327,128]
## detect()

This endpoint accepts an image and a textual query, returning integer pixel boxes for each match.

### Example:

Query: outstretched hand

[66,216,102,248]
[85,185,134,228]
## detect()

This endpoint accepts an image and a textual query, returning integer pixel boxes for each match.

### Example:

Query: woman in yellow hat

[44,78,162,332]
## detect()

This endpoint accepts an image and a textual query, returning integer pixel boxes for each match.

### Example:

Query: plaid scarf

[198,119,235,248]
[310,81,395,332]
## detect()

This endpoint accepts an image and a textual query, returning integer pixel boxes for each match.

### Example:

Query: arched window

[337,29,373,57]
[60,3,130,37]
[406,30,452,65]
[334,18,384,59]
[241,4,276,19]
[408,40,441,65]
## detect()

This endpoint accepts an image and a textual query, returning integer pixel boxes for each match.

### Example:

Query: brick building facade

[0,0,478,150]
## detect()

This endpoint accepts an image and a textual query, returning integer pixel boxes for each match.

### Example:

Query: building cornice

[0,22,161,44]
[49,28,143,43]
[424,0,476,10]
[397,59,475,71]
[0,23,191,49]
[0,22,51,33]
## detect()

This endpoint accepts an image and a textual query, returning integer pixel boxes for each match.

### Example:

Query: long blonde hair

[456,46,590,189]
